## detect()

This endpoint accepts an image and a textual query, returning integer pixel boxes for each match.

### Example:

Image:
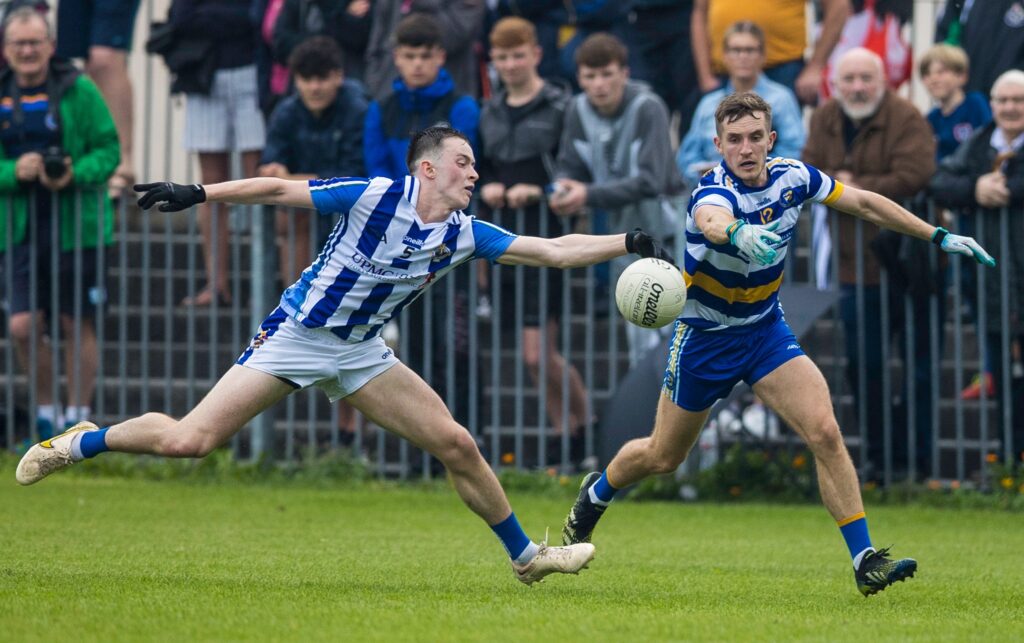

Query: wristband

[931,227,948,247]
[725,220,745,245]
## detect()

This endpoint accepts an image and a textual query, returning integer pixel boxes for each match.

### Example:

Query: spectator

[937,0,1024,98]
[920,43,993,400]
[802,48,938,481]
[172,0,266,307]
[0,8,119,437]
[620,0,699,131]
[920,44,992,163]
[363,0,484,101]
[55,0,138,202]
[690,0,850,104]
[272,0,372,82]
[930,69,1024,463]
[363,13,479,180]
[677,20,805,187]
[259,36,367,288]
[551,32,684,365]
[478,17,590,461]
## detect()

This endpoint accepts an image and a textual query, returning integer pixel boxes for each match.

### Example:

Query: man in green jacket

[0,8,119,439]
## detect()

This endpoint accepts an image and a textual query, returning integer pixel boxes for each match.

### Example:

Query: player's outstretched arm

[831,185,996,267]
[134,178,314,212]
[497,229,672,269]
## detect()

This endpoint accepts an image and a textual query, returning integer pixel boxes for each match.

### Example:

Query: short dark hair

[406,126,471,173]
[394,13,443,50]
[714,92,773,135]
[574,32,628,69]
[723,20,765,52]
[288,36,344,78]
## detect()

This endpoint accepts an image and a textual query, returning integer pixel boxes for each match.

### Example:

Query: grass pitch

[2,475,1022,642]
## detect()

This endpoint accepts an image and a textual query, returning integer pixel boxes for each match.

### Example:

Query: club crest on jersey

[780,189,795,206]
[432,243,451,260]
[250,328,269,351]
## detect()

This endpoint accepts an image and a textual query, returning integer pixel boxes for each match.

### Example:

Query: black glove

[134,182,206,212]
[625,228,675,264]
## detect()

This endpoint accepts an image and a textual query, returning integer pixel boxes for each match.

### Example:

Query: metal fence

[1,190,1021,487]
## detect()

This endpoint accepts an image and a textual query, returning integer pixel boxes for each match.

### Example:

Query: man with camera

[0,8,119,439]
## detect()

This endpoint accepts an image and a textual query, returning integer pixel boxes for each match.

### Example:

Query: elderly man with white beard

[802,47,940,484]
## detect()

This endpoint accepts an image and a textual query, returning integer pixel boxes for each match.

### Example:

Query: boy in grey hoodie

[551,32,685,364]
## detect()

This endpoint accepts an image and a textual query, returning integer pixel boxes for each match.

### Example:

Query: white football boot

[16,421,98,485]
[512,531,596,586]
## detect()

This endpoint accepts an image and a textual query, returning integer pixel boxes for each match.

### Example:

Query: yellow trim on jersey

[685,270,784,305]
[766,157,796,168]
[822,181,845,205]
[836,511,866,527]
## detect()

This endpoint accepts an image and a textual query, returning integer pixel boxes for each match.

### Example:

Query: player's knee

[160,424,217,458]
[435,427,481,469]
[804,418,844,456]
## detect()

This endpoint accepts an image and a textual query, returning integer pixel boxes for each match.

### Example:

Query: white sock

[69,431,86,461]
[514,542,540,565]
[37,404,59,424]
[853,547,875,569]
[65,406,92,424]
[588,486,610,507]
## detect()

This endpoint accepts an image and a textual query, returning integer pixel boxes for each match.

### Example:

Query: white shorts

[237,309,398,402]
[184,65,266,153]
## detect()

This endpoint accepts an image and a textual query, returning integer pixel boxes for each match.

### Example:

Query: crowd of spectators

[3,0,1024,475]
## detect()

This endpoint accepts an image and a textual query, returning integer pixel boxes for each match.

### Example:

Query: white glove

[933,227,996,267]
[728,220,782,265]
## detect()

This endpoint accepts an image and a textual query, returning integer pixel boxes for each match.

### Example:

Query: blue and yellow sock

[70,427,110,461]
[589,470,619,506]
[838,511,873,568]
[490,512,539,564]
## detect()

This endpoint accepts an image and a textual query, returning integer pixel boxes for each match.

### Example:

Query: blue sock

[79,428,110,459]
[589,470,619,505]
[838,512,873,565]
[490,513,534,562]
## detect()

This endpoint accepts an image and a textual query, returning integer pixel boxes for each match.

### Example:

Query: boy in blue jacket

[363,13,478,180]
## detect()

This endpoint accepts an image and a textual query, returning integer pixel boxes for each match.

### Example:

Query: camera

[42,145,66,179]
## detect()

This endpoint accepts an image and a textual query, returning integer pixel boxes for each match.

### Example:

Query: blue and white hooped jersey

[279,175,516,342]
[684,157,844,331]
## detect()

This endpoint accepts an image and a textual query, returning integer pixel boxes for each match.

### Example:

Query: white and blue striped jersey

[279,175,517,342]
[684,157,844,331]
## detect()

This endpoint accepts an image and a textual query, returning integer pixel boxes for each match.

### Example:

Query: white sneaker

[15,421,98,486]
[512,534,596,586]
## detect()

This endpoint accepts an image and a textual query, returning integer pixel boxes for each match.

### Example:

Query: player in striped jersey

[563,93,996,596]
[17,126,673,586]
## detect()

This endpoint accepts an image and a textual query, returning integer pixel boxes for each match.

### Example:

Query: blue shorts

[662,311,805,412]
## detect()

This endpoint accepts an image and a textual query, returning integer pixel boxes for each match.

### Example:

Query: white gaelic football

[615,258,687,329]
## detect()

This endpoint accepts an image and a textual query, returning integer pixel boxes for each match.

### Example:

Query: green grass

[2,475,1023,642]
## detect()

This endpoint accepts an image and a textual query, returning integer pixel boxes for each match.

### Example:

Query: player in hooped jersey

[16,126,674,586]
[562,92,997,596]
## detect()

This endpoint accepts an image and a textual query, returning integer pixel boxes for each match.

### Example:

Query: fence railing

[1,189,1021,487]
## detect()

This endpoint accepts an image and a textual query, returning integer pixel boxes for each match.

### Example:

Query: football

[614,258,687,328]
